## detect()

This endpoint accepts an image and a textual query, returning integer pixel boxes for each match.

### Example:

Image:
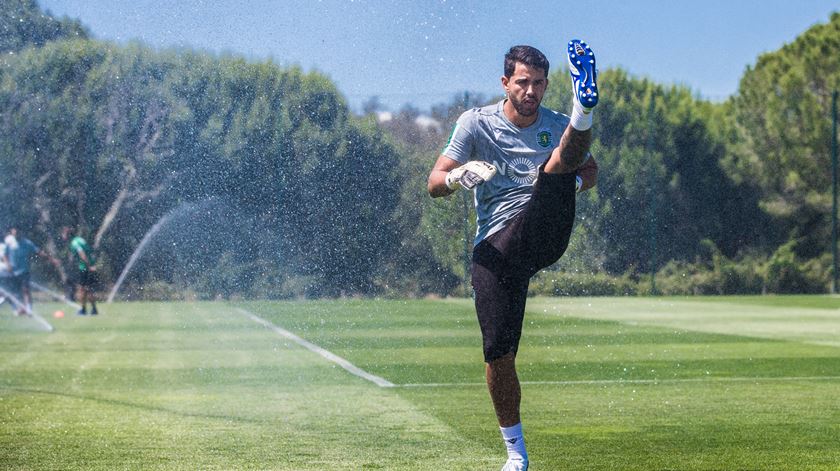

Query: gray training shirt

[442,99,572,246]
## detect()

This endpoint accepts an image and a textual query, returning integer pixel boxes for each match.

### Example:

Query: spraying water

[107,201,209,303]
[31,280,82,309]
[0,284,54,332]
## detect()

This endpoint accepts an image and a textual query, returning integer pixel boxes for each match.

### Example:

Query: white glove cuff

[445,172,461,190]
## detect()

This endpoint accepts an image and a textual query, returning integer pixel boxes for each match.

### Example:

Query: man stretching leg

[427,40,599,470]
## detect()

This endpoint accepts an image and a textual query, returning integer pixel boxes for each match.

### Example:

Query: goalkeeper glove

[445,161,497,190]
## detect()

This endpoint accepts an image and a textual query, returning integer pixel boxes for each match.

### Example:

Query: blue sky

[39,0,839,112]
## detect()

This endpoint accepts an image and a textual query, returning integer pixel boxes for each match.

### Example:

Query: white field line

[396,375,840,388]
[236,307,395,388]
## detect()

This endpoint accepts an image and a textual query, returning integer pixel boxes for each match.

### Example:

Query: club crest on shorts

[536,127,553,148]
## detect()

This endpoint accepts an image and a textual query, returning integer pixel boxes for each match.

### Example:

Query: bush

[529,270,637,296]
[653,254,765,295]
[530,240,831,297]
[650,260,712,295]
[121,281,198,301]
[764,241,829,294]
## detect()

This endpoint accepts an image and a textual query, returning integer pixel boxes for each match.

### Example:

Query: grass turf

[1,296,839,469]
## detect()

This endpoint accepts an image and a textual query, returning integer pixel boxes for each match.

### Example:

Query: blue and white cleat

[567,39,598,110]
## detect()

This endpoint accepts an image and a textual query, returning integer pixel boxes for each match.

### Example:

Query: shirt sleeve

[68,239,77,255]
[441,110,476,164]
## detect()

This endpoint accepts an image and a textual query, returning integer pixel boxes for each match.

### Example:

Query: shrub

[764,241,827,294]
[529,270,637,296]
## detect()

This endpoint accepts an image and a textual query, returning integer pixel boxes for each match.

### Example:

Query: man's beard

[510,96,539,117]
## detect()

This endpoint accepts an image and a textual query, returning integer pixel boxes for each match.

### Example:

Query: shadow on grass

[0,385,265,424]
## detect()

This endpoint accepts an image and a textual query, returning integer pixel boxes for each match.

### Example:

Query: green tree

[0,36,406,296]
[543,67,763,274]
[0,40,183,276]
[729,12,840,257]
[0,0,88,53]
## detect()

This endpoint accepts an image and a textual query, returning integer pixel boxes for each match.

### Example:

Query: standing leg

[20,276,32,314]
[487,351,521,426]
[89,286,98,315]
[77,272,87,315]
[472,239,531,470]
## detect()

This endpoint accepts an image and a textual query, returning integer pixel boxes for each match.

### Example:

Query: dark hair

[504,45,549,78]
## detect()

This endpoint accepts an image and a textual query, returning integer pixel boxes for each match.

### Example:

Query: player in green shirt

[61,227,99,315]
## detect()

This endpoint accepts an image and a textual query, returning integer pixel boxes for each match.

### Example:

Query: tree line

[1,1,838,298]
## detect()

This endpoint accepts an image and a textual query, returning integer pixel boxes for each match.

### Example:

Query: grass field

[1,296,840,470]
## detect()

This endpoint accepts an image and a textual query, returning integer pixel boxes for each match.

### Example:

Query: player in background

[427,41,599,471]
[61,227,100,315]
[4,227,56,315]
[0,238,10,308]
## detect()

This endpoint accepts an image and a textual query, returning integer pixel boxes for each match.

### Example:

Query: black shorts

[471,170,576,362]
[79,269,99,288]
[12,272,31,293]
[0,274,16,296]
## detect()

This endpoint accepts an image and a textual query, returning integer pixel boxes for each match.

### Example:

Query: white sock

[500,423,528,462]
[569,100,593,131]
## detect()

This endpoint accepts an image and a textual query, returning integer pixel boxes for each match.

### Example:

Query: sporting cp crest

[536,128,553,148]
